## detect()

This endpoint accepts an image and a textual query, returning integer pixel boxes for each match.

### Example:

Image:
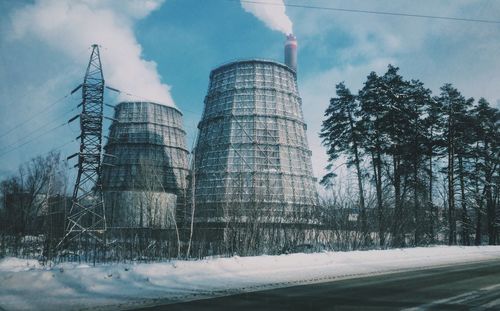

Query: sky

[0,0,499,189]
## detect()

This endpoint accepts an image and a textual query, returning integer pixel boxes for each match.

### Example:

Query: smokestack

[284,34,297,72]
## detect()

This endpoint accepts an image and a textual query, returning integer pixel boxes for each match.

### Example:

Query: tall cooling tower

[193,59,318,226]
[102,102,189,229]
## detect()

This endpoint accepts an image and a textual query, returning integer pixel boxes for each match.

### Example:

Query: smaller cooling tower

[284,34,297,72]
[102,102,189,229]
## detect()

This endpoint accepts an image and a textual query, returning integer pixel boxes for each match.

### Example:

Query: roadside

[138,260,500,311]
[1,246,499,311]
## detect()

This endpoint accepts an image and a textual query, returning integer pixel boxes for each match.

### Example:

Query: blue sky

[0,0,499,187]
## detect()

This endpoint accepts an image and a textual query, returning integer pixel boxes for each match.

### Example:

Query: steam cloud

[241,0,293,35]
[10,0,175,106]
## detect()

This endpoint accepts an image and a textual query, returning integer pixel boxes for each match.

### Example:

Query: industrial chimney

[284,34,297,72]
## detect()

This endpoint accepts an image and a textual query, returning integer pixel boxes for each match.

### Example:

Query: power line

[0,122,69,159]
[0,93,73,139]
[238,0,500,25]
[0,47,96,140]
[31,138,76,159]
[0,138,76,174]
[0,105,79,154]
[50,139,76,154]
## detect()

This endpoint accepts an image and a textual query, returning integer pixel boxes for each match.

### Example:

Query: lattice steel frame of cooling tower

[193,59,318,225]
[102,102,190,229]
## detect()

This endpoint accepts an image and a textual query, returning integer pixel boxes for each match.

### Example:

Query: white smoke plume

[241,0,293,35]
[10,0,175,106]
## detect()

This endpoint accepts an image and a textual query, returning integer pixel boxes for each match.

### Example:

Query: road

[133,260,500,310]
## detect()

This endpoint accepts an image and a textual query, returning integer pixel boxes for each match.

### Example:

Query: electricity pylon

[58,44,106,252]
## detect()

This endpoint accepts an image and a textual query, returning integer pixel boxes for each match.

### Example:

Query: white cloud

[293,0,500,188]
[10,0,174,106]
[293,0,500,99]
[241,0,293,34]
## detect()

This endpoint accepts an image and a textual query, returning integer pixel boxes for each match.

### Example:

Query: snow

[0,246,499,311]
[0,257,42,272]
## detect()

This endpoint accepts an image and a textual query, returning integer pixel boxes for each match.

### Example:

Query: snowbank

[0,246,499,311]
[0,257,42,273]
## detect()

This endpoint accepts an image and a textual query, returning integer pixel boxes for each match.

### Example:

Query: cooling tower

[193,59,318,227]
[102,102,189,229]
[284,34,297,72]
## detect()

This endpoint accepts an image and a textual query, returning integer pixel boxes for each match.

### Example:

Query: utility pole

[58,44,106,259]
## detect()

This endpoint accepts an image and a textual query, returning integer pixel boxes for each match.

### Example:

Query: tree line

[320,64,499,248]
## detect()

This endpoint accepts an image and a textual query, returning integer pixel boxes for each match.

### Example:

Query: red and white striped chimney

[284,34,297,72]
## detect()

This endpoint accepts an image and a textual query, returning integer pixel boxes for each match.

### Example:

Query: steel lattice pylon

[59,44,106,249]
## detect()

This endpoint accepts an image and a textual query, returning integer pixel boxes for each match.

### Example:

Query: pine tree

[454,99,475,246]
[436,84,473,245]
[423,96,445,243]
[358,71,390,247]
[373,65,416,247]
[404,79,432,245]
[320,64,498,248]
[320,82,368,245]
[471,98,500,245]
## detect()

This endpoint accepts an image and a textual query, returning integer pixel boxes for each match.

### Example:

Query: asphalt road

[134,260,500,311]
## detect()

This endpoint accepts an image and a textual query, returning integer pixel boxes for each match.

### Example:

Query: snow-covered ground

[1,246,499,311]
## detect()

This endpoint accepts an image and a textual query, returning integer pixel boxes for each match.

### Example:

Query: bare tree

[0,151,66,235]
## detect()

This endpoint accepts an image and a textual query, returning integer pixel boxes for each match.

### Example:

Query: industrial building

[190,37,318,254]
[99,35,318,256]
[102,101,189,229]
